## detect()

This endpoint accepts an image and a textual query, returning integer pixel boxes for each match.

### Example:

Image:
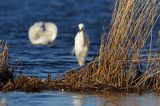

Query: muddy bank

[0,63,154,93]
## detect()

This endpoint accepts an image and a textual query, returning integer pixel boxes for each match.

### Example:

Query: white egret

[74,23,90,66]
[28,22,58,45]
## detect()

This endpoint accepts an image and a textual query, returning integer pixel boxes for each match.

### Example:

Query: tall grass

[0,42,13,82]
[96,0,160,90]
[0,42,8,72]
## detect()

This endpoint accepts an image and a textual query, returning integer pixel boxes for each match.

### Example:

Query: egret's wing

[84,32,90,46]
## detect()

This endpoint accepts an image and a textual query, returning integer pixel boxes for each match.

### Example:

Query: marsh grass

[96,0,160,90]
[0,42,13,83]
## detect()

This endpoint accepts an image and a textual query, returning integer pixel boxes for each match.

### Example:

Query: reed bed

[97,0,160,90]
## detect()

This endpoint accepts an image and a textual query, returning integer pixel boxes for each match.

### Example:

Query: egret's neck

[79,30,85,36]
[79,28,85,33]
[79,30,85,42]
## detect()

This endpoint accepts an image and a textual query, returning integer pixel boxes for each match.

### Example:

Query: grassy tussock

[2,75,67,92]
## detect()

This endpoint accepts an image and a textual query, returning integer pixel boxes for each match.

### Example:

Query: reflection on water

[72,95,83,106]
[98,93,160,106]
[1,92,160,106]
[71,92,160,106]
[0,97,6,106]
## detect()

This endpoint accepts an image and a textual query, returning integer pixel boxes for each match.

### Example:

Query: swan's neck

[41,23,46,31]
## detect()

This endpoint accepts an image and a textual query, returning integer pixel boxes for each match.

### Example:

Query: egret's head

[78,23,85,31]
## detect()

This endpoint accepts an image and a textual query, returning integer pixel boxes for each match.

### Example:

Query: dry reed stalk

[96,0,160,90]
[0,42,13,82]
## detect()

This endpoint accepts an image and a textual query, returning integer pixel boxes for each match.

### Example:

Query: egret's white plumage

[28,22,58,45]
[74,23,90,66]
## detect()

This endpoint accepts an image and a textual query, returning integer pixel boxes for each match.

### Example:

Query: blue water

[0,0,159,106]
[1,92,160,106]
[0,0,114,78]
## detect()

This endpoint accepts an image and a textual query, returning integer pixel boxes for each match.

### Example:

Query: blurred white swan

[74,23,90,66]
[28,22,58,45]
